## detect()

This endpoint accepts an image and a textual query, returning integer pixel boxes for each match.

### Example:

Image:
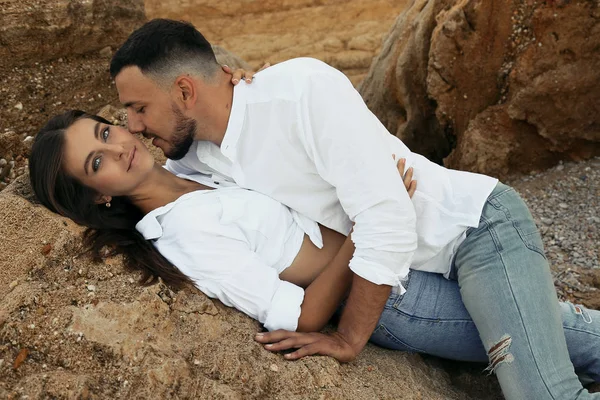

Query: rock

[145,0,409,85]
[96,105,125,124]
[0,132,24,159]
[359,0,600,177]
[41,244,52,255]
[14,102,23,111]
[13,348,29,370]
[99,46,113,58]
[0,0,145,69]
[359,0,454,164]
[212,44,252,71]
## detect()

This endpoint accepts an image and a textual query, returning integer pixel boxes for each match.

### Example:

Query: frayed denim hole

[571,303,593,324]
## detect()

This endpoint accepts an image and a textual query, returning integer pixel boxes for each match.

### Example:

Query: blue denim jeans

[371,183,600,399]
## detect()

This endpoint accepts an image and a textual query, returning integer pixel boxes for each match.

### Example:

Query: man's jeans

[371,183,600,399]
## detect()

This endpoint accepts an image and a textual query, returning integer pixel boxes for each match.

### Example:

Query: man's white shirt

[166,58,498,292]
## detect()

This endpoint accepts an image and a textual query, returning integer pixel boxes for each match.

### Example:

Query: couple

[29,19,599,399]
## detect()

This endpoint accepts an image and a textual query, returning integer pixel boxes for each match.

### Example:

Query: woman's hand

[394,154,417,197]
[222,62,271,85]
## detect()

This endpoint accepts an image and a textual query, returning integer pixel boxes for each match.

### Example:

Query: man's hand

[255,330,356,362]
[222,62,270,85]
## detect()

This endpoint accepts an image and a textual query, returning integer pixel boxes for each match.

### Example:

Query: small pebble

[14,102,23,111]
[87,285,96,292]
[270,364,279,372]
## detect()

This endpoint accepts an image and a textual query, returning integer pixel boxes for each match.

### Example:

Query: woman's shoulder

[140,186,289,240]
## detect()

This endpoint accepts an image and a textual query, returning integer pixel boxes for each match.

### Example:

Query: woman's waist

[279,224,346,288]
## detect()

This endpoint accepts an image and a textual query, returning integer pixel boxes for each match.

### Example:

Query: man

[109,19,497,362]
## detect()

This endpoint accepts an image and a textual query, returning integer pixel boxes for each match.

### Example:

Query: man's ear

[94,195,112,206]
[174,75,197,110]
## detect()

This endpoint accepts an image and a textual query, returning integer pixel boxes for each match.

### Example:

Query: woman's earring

[105,202,111,208]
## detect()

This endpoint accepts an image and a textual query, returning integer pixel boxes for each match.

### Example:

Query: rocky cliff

[359,0,600,177]
[0,0,145,69]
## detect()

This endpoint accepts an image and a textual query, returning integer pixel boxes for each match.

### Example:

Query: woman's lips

[127,146,136,171]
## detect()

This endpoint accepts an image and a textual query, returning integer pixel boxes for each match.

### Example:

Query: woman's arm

[296,157,415,332]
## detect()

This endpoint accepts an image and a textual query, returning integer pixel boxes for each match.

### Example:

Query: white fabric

[166,57,498,292]
[136,181,323,332]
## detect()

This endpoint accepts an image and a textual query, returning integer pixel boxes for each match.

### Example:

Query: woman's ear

[94,195,112,206]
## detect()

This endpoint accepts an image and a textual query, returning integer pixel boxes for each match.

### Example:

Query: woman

[29,110,600,399]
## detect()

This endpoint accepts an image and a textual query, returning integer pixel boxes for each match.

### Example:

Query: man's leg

[372,270,600,386]
[452,184,598,399]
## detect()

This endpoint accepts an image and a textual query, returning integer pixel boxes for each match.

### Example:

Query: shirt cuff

[263,281,305,332]
[349,254,410,295]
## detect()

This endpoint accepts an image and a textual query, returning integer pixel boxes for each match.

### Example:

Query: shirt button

[213,181,220,185]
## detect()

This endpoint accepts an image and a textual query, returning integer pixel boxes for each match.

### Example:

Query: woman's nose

[105,143,126,160]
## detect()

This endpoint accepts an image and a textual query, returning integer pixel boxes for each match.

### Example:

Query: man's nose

[127,110,144,134]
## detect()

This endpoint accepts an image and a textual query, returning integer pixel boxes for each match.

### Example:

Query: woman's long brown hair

[29,110,192,288]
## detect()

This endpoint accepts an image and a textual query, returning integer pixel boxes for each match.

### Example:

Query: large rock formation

[0,176,502,398]
[359,0,600,178]
[0,0,146,69]
[144,0,412,85]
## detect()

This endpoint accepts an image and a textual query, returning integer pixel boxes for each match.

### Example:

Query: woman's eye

[92,156,102,172]
[102,127,110,141]
[137,107,145,114]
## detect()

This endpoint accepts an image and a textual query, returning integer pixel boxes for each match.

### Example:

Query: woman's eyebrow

[94,121,101,140]
[84,122,102,175]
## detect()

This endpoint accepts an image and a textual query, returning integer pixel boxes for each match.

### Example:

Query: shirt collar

[135,174,213,240]
[136,202,175,240]
[220,82,249,160]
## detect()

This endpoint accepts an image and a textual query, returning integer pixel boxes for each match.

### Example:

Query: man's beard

[165,105,196,161]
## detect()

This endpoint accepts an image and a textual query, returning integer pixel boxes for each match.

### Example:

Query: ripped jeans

[371,183,600,399]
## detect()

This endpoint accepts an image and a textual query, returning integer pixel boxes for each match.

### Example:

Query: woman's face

[62,118,155,197]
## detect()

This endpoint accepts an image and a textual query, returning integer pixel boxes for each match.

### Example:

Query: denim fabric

[372,183,600,399]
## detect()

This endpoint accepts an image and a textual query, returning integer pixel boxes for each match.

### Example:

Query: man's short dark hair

[110,19,219,84]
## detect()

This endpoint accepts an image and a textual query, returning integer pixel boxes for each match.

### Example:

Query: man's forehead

[115,66,156,101]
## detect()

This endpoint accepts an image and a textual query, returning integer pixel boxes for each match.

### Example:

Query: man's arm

[297,157,416,334]
[257,157,417,361]
[301,68,418,360]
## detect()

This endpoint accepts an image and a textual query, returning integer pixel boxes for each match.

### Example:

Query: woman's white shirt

[135,182,323,332]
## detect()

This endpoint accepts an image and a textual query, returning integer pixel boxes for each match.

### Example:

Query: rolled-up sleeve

[301,70,418,292]
[156,228,305,332]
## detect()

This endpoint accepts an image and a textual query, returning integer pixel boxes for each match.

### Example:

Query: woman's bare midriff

[278,224,346,288]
